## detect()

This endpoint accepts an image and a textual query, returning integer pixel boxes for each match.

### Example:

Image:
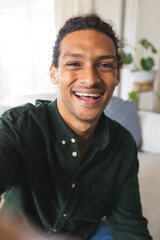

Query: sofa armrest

[0,104,11,115]
[138,111,160,153]
[0,93,57,116]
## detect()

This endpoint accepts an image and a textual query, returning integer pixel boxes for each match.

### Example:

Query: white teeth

[75,92,100,97]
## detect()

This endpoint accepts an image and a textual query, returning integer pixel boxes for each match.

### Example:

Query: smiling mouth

[74,92,103,100]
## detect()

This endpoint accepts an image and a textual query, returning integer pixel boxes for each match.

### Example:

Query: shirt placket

[51,136,80,232]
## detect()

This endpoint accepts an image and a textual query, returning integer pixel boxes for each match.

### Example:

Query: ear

[50,64,58,85]
[115,69,120,86]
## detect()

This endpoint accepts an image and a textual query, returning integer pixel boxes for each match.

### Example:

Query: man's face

[50,30,120,124]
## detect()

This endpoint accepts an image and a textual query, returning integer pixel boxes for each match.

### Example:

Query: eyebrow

[63,53,86,59]
[96,55,117,61]
[63,53,117,61]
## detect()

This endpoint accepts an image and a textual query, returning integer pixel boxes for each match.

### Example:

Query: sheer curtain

[54,0,94,32]
[0,0,93,97]
[0,0,56,97]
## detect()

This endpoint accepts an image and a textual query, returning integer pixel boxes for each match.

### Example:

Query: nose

[81,65,100,87]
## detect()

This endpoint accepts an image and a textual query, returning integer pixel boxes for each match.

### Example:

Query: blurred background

[0,0,160,112]
[0,2,160,238]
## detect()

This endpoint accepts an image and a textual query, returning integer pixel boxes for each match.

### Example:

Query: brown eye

[67,62,80,67]
[98,63,114,69]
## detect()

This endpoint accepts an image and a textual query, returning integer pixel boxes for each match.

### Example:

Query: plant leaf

[151,45,157,54]
[128,91,138,103]
[140,39,149,49]
[120,51,133,64]
[140,38,158,53]
[141,57,154,71]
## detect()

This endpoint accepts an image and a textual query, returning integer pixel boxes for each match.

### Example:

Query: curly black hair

[52,13,124,69]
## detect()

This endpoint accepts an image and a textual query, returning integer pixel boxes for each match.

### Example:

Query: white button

[53,229,57,232]
[71,138,76,143]
[62,140,66,145]
[63,213,67,217]
[72,183,76,188]
[72,151,77,157]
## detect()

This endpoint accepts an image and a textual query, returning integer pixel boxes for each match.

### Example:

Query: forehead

[59,30,116,59]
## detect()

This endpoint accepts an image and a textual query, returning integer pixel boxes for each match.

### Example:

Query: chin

[75,111,102,123]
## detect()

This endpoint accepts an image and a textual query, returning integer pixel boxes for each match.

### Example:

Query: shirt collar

[48,99,75,147]
[48,99,110,149]
[93,113,110,150]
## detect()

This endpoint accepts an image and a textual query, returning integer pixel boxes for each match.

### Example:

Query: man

[0,14,152,239]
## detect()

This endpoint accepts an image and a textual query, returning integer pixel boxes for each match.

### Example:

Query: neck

[64,113,98,141]
[69,120,98,162]
[58,110,100,162]
[56,98,102,161]
[76,129,96,162]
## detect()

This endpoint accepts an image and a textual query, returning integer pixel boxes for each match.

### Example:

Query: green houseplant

[121,38,158,94]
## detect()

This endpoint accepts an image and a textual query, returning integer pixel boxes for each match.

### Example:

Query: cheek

[58,70,80,86]
[101,72,117,87]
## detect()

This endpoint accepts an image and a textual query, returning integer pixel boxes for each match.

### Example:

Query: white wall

[120,0,139,101]
[123,0,160,111]
[94,0,124,36]
[94,0,160,111]
[135,0,160,111]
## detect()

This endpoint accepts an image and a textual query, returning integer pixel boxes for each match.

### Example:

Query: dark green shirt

[0,99,152,239]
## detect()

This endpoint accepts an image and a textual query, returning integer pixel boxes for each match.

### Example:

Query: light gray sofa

[0,94,160,240]
[138,111,160,240]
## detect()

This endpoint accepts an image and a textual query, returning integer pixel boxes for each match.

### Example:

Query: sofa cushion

[138,111,160,153]
[138,151,160,240]
[104,96,141,148]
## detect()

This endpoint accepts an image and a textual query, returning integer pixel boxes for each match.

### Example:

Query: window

[0,0,56,96]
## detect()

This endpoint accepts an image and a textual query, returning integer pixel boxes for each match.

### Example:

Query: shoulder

[105,114,136,148]
[103,115,138,175]
[1,100,52,124]
[0,100,53,147]
[0,100,54,150]
[105,114,132,136]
